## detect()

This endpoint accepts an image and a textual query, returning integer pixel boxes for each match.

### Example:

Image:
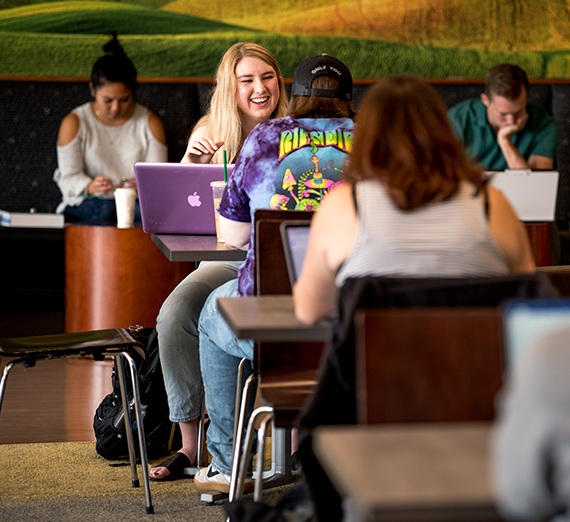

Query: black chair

[0,327,154,514]
[297,272,559,522]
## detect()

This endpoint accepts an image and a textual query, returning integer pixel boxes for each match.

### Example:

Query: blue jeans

[156,261,241,423]
[198,279,254,475]
[63,197,141,225]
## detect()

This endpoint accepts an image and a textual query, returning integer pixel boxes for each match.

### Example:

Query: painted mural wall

[0,0,569,78]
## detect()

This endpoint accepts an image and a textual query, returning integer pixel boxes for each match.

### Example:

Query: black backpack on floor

[93,325,180,461]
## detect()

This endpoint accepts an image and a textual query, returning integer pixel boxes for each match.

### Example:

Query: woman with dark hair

[294,75,534,325]
[53,32,167,223]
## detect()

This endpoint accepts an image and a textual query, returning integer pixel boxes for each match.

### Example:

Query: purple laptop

[134,162,233,235]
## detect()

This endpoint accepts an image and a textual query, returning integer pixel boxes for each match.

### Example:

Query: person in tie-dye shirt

[194,55,356,493]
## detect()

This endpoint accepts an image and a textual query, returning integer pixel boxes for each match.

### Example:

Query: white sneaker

[194,463,253,494]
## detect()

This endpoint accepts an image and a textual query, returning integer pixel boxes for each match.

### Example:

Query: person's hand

[88,176,114,195]
[184,137,225,164]
[497,112,529,142]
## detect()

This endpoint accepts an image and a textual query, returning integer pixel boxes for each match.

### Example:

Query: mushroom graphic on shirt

[281,169,300,206]
[304,155,335,199]
[270,193,289,209]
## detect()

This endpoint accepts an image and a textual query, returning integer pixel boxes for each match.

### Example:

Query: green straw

[223,150,228,183]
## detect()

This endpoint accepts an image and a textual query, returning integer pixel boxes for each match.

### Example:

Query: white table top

[313,423,502,521]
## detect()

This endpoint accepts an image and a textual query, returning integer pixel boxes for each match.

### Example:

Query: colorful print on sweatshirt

[218,117,354,296]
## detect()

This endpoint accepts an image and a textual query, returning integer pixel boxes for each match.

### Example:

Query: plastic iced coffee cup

[115,179,137,229]
[210,180,226,242]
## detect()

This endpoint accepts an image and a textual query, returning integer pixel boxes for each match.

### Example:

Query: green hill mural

[0,0,569,77]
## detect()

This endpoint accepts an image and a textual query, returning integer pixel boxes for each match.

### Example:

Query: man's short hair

[484,64,530,101]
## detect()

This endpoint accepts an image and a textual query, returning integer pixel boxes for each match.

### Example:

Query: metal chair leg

[252,420,294,492]
[232,358,249,447]
[264,425,293,481]
[253,409,274,502]
[202,359,258,504]
[228,371,258,502]
[114,354,139,489]
[120,351,154,515]
[234,406,274,501]
[197,397,206,468]
[0,359,22,416]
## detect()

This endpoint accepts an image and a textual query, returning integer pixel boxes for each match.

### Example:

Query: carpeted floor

[0,442,293,521]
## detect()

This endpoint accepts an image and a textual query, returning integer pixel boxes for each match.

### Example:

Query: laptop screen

[502,298,570,376]
[134,162,234,235]
[485,170,559,222]
[280,221,312,287]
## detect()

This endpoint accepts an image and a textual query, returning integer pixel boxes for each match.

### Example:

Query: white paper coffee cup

[115,187,137,228]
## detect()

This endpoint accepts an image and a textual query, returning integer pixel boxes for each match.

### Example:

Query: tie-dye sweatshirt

[218,116,354,297]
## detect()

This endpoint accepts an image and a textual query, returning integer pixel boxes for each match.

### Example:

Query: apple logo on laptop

[187,192,202,207]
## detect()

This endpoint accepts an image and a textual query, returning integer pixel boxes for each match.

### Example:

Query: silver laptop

[486,170,559,222]
[503,298,570,377]
[135,162,233,235]
[280,220,312,287]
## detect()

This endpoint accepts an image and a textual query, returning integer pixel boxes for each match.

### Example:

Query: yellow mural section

[0,1,143,22]
[162,0,570,51]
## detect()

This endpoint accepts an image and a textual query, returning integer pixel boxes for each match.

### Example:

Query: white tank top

[336,180,509,287]
[54,102,167,211]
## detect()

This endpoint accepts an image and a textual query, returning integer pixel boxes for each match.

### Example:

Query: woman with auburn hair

[292,75,536,522]
[293,75,535,326]
[151,42,287,481]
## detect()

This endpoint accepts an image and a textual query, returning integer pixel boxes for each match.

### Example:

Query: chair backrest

[355,307,503,424]
[253,209,313,296]
[298,272,558,430]
[537,265,570,296]
[252,208,322,427]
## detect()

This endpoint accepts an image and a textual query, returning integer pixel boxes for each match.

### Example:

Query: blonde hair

[190,42,288,164]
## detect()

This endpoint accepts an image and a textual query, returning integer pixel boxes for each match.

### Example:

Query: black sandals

[149,452,193,482]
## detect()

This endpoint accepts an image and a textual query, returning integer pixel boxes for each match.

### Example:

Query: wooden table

[152,225,552,266]
[65,225,192,332]
[313,423,502,522]
[151,234,247,262]
[525,223,552,267]
[216,295,331,342]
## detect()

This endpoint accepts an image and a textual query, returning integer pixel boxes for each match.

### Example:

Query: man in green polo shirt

[448,64,558,170]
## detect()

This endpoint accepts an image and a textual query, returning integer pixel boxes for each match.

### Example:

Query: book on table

[0,210,64,229]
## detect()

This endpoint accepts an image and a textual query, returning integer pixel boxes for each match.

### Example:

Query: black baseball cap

[291,54,352,101]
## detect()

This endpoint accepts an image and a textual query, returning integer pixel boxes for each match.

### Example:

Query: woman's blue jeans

[156,261,240,424]
[198,279,254,476]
